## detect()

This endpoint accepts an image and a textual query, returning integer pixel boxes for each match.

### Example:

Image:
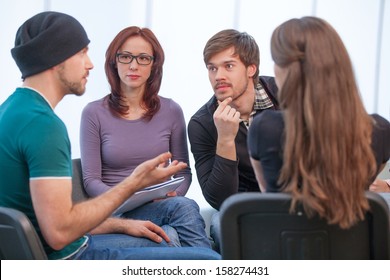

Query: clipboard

[113,177,185,215]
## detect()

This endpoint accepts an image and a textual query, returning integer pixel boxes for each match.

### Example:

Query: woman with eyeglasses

[80,27,211,249]
[247,17,390,229]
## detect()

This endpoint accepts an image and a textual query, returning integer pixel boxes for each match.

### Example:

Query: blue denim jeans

[121,196,211,248]
[72,234,221,260]
[210,211,221,253]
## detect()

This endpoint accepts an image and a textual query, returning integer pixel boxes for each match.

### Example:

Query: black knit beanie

[11,11,90,79]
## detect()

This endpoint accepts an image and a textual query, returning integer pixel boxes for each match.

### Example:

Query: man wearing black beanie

[11,11,91,80]
[0,11,220,260]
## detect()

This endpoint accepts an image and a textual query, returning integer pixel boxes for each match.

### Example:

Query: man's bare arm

[30,152,186,250]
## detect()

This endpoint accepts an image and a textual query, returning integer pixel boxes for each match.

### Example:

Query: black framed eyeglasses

[116,52,154,65]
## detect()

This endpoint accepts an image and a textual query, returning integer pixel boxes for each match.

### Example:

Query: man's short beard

[58,65,85,96]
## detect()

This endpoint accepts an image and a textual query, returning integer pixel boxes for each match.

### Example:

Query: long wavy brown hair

[105,26,164,119]
[271,17,377,229]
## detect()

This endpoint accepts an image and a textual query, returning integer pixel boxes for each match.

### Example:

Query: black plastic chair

[220,192,390,259]
[0,206,47,260]
[71,158,89,203]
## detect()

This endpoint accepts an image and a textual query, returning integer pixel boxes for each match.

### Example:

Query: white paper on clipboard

[113,177,184,215]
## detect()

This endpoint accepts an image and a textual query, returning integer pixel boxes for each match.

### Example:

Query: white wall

[1,0,389,209]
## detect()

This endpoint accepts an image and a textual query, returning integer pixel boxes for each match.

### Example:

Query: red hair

[105,26,164,119]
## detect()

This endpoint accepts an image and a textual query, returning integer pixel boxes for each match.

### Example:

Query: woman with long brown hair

[248,17,390,229]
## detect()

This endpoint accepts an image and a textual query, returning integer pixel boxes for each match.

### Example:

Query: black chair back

[0,206,47,260]
[220,192,390,259]
[71,158,89,202]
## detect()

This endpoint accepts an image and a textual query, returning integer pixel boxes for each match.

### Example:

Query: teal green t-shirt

[0,87,84,259]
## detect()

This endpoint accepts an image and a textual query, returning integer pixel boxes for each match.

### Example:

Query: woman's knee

[169,196,200,212]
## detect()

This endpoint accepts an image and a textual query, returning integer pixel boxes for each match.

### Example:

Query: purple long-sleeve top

[80,95,192,197]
